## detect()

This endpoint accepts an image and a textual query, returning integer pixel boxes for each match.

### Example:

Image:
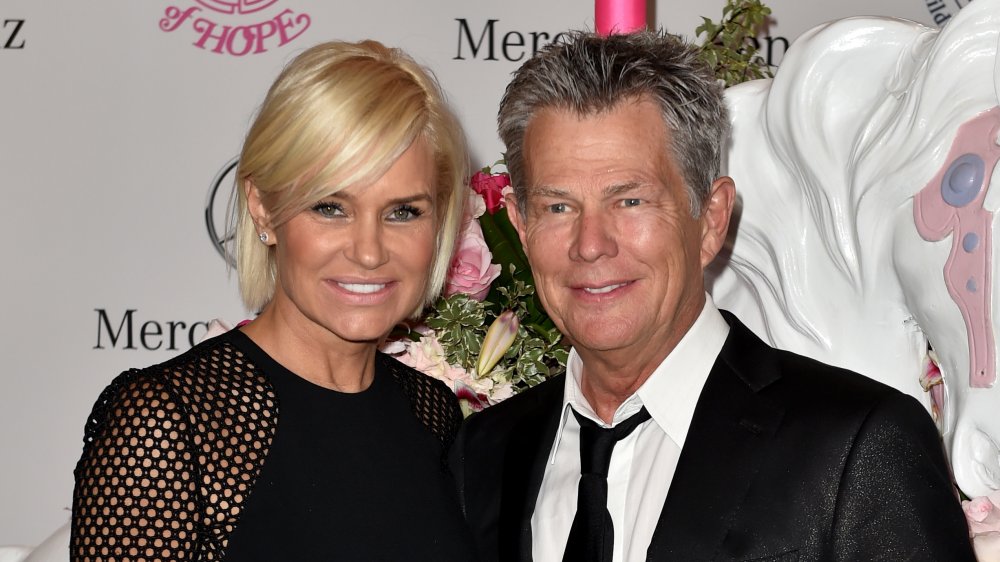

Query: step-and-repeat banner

[0,0,960,546]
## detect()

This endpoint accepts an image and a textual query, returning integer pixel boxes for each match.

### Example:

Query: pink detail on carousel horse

[914,106,1000,388]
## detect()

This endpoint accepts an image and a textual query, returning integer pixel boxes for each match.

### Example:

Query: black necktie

[562,406,651,562]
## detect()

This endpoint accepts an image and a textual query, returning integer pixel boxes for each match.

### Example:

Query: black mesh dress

[71,329,475,561]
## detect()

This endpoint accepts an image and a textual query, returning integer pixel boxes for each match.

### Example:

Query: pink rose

[961,492,1000,561]
[383,329,473,385]
[470,170,512,214]
[964,493,1000,535]
[445,219,501,301]
[464,190,486,224]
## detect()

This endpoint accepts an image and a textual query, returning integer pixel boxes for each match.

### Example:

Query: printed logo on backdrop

[94,158,238,353]
[2,18,25,50]
[206,157,239,266]
[923,0,969,26]
[454,19,567,62]
[453,19,789,67]
[159,0,310,56]
[95,309,211,351]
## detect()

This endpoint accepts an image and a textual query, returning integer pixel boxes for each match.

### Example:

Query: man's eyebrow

[524,181,645,199]
[604,181,644,196]
[525,185,570,199]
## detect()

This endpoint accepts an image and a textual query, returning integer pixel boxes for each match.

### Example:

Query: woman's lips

[326,278,397,302]
[337,281,388,294]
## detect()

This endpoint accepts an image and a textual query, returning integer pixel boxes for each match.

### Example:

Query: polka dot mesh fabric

[72,340,276,560]
[71,335,461,561]
[377,353,464,459]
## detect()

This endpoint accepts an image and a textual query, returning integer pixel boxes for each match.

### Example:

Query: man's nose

[569,210,618,262]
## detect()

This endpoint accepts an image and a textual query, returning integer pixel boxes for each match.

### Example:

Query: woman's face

[268,138,438,345]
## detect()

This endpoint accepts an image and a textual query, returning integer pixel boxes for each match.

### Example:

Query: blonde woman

[71,40,475,561]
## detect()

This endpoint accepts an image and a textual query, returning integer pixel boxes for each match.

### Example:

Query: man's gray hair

[498,30,730,217]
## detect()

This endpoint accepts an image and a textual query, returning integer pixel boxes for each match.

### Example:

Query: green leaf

[698,0,773,86]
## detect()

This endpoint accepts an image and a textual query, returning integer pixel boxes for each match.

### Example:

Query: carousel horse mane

[710,0,1000,497]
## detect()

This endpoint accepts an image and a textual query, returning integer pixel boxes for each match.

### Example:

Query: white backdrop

[0,0,956,546]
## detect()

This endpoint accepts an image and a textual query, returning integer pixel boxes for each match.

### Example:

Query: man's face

[508,98,733,369]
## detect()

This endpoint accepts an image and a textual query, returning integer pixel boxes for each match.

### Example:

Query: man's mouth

[583,282,629,295]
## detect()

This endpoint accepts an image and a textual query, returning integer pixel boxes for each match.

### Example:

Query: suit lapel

[498,379,563,562]
[647,312,786,560]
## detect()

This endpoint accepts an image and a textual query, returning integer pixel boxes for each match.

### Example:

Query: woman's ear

[245,180,275,244]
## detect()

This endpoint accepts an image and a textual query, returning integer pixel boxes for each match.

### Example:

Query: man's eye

[388,205,424,222]
[622,198,642,207]
[312,202,345,218]
[547,203,568,214]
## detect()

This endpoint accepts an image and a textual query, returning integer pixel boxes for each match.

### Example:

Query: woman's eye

[312,202,345,218]
[388,205,424,222]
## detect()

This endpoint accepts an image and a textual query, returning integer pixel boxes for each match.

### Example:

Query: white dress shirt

[530,295,730,562]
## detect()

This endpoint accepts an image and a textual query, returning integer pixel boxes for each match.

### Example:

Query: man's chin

[568,331,640,355]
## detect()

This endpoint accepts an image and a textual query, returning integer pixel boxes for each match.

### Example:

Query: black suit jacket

[450,311,975,561]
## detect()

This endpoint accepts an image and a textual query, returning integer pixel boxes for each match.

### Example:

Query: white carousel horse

[0,523,69,562]
[709,0,1000,499]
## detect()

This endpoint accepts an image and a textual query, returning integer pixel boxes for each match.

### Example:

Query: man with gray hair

[450,30,974,561]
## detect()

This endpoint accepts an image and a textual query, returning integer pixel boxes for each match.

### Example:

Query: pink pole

[595,0,646,36]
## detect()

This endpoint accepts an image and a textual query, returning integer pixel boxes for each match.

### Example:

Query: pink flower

[445,218,501,301]
[383,330,515,417]
[456,381,491,416]
[470,170,511,214]
[964,493,1000,535]
[384,329,468,385]
[463,190,486,224]
[961,492,1000,560]
[920,352,945,423]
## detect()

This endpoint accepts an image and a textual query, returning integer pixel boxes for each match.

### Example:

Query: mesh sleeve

[382,355,463,452]
[71,370,201,561]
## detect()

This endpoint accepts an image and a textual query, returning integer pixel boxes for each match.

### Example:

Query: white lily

[477,310,519,376]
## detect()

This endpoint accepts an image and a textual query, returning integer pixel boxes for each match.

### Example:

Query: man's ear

[504,192,529,259]
[245,180,274,244]
[699,176,736,267]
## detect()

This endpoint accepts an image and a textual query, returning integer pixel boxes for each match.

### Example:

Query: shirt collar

[551,294,730,462]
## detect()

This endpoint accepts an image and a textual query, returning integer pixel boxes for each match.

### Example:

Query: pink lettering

[274,9,310,47]
[244,20,277,54]
[194,0,279,15]
[225,26,256,56]
[240,0,280,15]
[159,6,200,32]
[163,4,311,56]
[192,17,230,54]
[195,0,238,15]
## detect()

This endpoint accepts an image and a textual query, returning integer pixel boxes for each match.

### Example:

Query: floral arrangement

[384,1,773,415]
[382,162,568,415]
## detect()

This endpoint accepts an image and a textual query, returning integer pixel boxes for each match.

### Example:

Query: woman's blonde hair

[234,40,468,313]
